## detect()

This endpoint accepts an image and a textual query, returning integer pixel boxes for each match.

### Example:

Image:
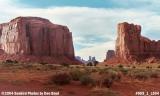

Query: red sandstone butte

[106,22,160,64]
[105,50,115,61]
[0,16,79,64]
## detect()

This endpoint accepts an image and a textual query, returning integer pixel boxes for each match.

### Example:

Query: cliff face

[116,22,160,63]
[0,17,78,64]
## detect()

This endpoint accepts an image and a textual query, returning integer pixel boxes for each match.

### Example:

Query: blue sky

[15,0,152,9]
[15,0,159,11]
[0,0,160,61]
[16,0,114,8]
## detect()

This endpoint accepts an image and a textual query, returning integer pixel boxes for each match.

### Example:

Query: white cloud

[0,1,160,61]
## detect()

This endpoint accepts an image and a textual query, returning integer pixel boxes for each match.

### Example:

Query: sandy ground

[0,64,159,96]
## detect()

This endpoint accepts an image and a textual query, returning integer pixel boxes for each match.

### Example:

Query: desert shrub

[40,62,48,65]
[92,68,98,73]
[23,63,44,70]
[61,63,69,67]
[93,61,99,66]
[146,66,149,69]
[69,69,85,81]
[105,65,108,67]
[108,70,121,81]
[132,66,136,69]
[129,69,160,80]
[98,68,111,74]
[88,87,119,96]
[3,59,18,64]
[119,68,129,75]
[23,64,34,69]
[117,64,123,68]
[84,67,93,74]
[114,72,121,82]
[6,60,18,63]
[102,70,120,88]
[45,64,53,69]
[135,72,149,80]
[128,70,150,80]
[52,72,71,85]
[102,77,113,88]
[44,64,58,70]
[5,59,13,63]
[87,62,93,66]
[80,75,95,86]
[127,65,130,67]
[97,69,121,88]
[75,65,81,69]
[36,67,41,70]
[146,66,152,69]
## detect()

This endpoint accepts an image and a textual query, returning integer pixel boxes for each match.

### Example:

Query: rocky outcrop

[116,22,160,63]
[0,17,79,64]
[105,50,115,60]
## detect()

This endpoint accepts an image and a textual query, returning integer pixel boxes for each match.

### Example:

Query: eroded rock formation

[116,22,160,63]
[105,50,115,61]
[0,17,79,64]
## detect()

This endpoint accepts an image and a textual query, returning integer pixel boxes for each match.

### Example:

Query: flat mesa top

[0,16,68,29]
[11,16,50,22]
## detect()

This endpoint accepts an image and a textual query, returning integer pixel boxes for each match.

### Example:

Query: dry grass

[88,87,119,96]
[0,61,159,96]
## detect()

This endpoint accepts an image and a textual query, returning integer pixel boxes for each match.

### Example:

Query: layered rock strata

[116,22,160,63]
[0,17,79,64]
[105,50,115,60]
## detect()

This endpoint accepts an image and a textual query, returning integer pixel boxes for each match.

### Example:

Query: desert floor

[0,62,159,96]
